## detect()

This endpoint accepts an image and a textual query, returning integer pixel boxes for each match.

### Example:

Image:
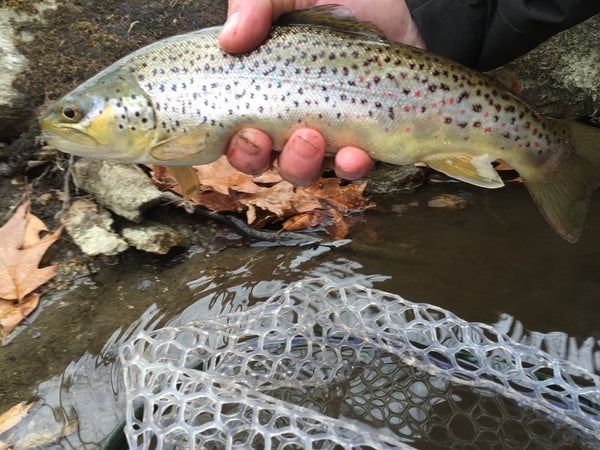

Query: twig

[58,154,74,219]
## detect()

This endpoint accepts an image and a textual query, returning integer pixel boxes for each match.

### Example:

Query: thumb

[218,0,275,54]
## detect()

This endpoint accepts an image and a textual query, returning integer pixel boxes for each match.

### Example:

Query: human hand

[219,0,425,186]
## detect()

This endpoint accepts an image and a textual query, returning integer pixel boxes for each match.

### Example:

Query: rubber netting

[119,278,600,449]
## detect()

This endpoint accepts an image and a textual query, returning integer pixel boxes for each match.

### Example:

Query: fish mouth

[41,128,101,155]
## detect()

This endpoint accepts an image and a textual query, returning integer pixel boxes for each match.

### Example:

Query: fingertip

[218,0,273,53]
[334,147,374,180]
[227,128,273,174]
[279,128,326,186]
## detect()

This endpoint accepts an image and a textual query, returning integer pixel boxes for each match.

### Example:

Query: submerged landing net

[120,278,600,448]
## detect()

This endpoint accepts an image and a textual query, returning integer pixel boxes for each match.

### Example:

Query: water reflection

[1,182,598,447]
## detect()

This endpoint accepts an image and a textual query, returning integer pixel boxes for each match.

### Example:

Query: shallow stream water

[1,180,599,448]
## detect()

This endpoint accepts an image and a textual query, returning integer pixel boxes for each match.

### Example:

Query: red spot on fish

[483,112,489,117]
[501,122,506,127]
[517,143,523,147]
[448,98,454,104]
[327,122,332,127]
[403,106,410,112]
[460,109,466,114]
[431,102,438,107]
[383,92,397,97]
[414,90,420,97]
[484,127,492,132]
[405,127,411,132]
[356,114,361,119]
[514,125,519,132]
[532,128,538,135]
[358,76,364,82]
[385,128,389,133]
[534,141,539,147]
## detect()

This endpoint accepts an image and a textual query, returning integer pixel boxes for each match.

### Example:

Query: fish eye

[60,105,80,121]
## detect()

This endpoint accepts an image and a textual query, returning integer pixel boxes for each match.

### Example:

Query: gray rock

[122,222,186,254]
[491,14,600,124]
[71,159,162,222]
[0,2,57,140]
[61,199,128,256]
[363,164,425,195]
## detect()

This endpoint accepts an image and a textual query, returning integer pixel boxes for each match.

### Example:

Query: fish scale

[40,6,600,242]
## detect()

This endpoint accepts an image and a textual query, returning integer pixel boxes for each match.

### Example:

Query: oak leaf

[0,201,61,301]
[150,156,375,239]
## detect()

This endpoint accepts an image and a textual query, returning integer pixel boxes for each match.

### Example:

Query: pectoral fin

[150,128,209,162]
[425,154,504,188]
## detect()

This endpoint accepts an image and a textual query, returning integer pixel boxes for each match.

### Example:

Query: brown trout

[40,6,600,242]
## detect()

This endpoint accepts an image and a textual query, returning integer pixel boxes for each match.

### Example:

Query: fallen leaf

[0,293,40,342]
[149,156,375,239]
[0,402,32,438]
[0,201,62,301]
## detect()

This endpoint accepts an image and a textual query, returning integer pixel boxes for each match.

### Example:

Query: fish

[40,5,600,242]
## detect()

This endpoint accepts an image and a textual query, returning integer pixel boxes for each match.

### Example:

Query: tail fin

[524,120,600,243]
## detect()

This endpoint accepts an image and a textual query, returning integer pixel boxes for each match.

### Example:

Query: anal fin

[425,154,504,188]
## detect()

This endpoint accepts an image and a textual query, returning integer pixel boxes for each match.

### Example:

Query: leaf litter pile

[150,156,376,240]
[0,201,61,343]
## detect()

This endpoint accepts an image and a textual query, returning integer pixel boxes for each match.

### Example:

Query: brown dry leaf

[0,293,40,342]
[0,402,32,440]
[0,201,62,301]
[149,156,374,239]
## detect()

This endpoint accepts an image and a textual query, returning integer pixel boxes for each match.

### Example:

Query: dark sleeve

[405,0,600,70]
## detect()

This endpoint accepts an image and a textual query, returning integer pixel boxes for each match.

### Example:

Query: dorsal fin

[275,5,386,40]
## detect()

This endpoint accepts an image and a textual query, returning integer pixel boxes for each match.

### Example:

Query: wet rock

[0,1,57,140]
[492,14,600,124]
[363,164,425,195]
[71,159,162,222]
[61,199,128,256]
[122,222,186,254]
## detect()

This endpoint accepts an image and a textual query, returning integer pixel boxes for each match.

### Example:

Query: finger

[219,0,275,54]
[334,146,375,180]
[226,128,273,174]
[278,128,325,186]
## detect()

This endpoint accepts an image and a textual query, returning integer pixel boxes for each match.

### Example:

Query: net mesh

[120,278,600,449]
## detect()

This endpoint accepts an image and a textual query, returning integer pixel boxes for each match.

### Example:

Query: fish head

[40,71,159,163]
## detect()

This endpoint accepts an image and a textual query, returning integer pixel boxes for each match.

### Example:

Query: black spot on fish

[472,104,482,112]
[494,104,502,112]
[505,105,515,113]
[402,88,410,95]
[457,91,469,103]
[375,101,382,108]
[444,117,452,124]
[473,121,481,128]
[428,84,437,93]
[388,107,395,120]
[458,122,468,128]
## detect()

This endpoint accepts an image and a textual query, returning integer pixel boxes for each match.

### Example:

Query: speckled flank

[118,24,571,172]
